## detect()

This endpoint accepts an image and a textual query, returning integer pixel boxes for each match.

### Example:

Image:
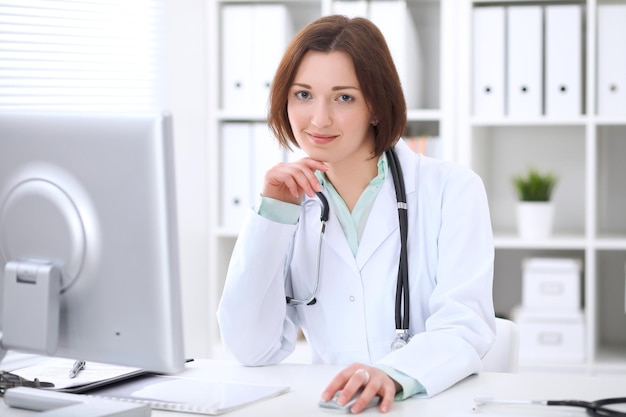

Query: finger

[377,380,397,414]
[320,364,361,402]
[336,367,373,408]
[292,159,327,197]
[349,386,379,414]
[348,369,383,414]
[354,368,370,385]
[263,160,324,201]
[351,369,396,414]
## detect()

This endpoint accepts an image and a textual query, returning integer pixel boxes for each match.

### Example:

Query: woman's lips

[306,132,337,145]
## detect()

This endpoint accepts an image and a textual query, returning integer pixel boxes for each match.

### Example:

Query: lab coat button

[349,296,355,302]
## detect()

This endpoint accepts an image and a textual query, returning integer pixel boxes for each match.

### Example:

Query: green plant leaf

[512,168,558,202]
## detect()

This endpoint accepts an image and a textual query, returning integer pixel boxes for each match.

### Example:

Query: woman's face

[287,50,375,165]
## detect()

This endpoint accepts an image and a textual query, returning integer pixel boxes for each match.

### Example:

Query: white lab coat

[217,140,495,397]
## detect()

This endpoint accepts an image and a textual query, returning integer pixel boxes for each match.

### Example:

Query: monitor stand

[5,387,150,417]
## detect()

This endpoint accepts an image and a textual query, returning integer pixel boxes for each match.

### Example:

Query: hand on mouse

[321,363,399,414]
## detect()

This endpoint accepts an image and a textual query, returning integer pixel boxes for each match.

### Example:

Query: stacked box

[513,258,585,362]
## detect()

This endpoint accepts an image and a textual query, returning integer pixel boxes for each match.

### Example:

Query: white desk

[3,358,626,416]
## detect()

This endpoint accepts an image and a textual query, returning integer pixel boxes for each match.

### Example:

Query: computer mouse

[318,389,381,413]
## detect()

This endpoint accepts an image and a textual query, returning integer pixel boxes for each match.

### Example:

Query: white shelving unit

[206,0,454,356]
[457,0,626,373]
[206,0,626,373]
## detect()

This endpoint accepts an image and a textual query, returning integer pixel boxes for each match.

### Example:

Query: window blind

[0,0,164,112]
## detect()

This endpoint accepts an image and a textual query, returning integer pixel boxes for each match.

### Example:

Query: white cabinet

[206,0,453,354]
[459,0,626,373]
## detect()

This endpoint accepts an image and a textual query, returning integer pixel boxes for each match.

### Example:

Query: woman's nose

[310,101,332,128]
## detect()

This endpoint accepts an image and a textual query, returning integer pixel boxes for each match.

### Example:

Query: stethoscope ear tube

[314,192,329,222]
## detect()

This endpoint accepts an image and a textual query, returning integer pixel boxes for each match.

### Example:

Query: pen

[68,360,86,378]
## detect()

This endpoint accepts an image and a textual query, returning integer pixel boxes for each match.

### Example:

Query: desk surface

[3,358,626,416]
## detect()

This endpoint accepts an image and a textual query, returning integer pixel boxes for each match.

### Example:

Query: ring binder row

[220,4,294,114]
[472,4,626,118]
[220,1,430,116]
[219,122,305,231]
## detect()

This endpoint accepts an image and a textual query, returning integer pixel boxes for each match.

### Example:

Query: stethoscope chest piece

[391,329,412,351]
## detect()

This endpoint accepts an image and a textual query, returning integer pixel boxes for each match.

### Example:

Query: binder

[369,0,422,109]
[332,0,368,17]
[597,4,626,116]
[220,5,254,113]
[507,6,543,117]
[252,5,293,113]
[545,5,582,117]
[220,123,252,230]
[251,123,285,200]
[221,5,293,114]
[472,6,506,117]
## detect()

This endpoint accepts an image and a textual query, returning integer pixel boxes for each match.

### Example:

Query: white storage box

[513,308,585,362]
[522,258,582,313]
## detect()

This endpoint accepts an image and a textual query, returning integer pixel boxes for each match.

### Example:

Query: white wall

[163,0,212,358]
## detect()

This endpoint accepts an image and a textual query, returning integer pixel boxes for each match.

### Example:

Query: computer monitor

[0,111,185,377]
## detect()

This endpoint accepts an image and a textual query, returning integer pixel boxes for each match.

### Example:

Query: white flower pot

[516,202,554,239]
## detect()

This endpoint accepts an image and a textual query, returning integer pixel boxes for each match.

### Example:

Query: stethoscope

[286,147,411,352]
[473,397,626,417]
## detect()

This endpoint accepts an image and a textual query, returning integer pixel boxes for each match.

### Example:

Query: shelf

[217,111,267,122]
[218,109,444,124]
[470,116,587,126]
[494,234,588,250]
[218,0,319,4]
[473,0,584,4]
[593,116,626,126]
[465,0,626,373]
[594,238,626,251]
[407,109,442,121]
[209,0,626,373]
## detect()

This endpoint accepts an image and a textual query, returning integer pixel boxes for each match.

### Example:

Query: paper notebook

[83,374,290,415]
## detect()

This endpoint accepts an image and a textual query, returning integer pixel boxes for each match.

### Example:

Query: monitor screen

[0,111,185,375]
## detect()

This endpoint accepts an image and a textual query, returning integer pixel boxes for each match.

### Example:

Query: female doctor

[217,15,495,414]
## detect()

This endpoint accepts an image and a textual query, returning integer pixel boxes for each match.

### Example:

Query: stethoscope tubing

[386,148,410,332]
[285,193,328,306]
[286,147,411,340]
[474,397,626,417]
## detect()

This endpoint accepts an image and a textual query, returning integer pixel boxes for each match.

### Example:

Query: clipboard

[9,357,149,393]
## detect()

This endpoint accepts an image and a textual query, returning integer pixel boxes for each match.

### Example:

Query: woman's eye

[295,91,310,100]
[337,94,353,102]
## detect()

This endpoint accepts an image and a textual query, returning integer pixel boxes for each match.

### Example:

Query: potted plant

[512,168,558,239]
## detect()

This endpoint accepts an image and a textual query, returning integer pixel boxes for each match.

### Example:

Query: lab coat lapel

[321,206,361,274]
[355,176,398,269]
[315,141,418,274]
[357,141,418,270]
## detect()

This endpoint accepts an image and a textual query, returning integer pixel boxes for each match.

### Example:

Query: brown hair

[267,15,407,158]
